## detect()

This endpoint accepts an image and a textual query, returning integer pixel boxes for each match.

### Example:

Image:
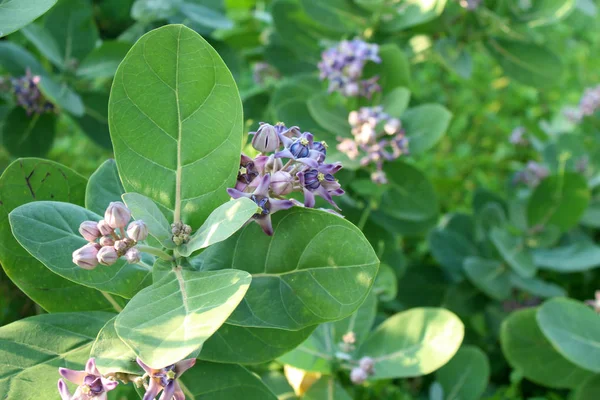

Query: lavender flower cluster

[509,126,528,146]
[564,84,600,123]
[72,202,147,269]
[318,39,381,98]
[513,161,549,188]
[3,69,54,116]
[228,122,344,236]
[337,106,408,184]
[336,331,376,385]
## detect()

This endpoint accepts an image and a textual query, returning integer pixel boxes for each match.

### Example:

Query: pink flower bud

[114,240,128,254]
[251,123,281,153]
[359,357,375,374]
[97,220,114,236]
[72,243,100,270]
[99,236,115,247]
[126,220,148,242]
[78,221,100,242]
[104,202,131,229]
[97,246,119,266]
[350,367,368,384]
[270,171,293,195]
[125,248,141,264]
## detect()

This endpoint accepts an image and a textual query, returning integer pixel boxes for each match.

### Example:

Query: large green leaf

[533,240,600,272]
[380,0,447,32]
[85,159,125,215]
[573,376,600,400]
[0,158,115,312]
[178,197,258,257]
[115,266,251,368]
[198,208,379,330]
[91,317,139,375]
[9,201,152,298]
[485,38,563,88]
[0,0,57,38]
[527,172,590,231]
[77,41,131,79]
[463,257,511,301]
[490,227,536,278]
[537,298,600,373]
[435,346,490,400]
[304,377,352,400]
[74,91,112,149]
[0,312,114,399]
[299,0,368,33]
[123,192,173,248]
[357,308,464,379]
[109,24,242,229]
[180,362,277,399]
[501,308,593,389]
[402,104,452,155]
[507,0,576,27]
[2,107,56,157]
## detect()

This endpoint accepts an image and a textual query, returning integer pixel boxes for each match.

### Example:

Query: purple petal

[270,199,294,213]
[256,215,274,236]
[175,358,196,376]
[278,132,294,147]
[85,358,100,376]
[57,379,72,400]
[59,368,86,385]
[254,174,271,197]
[316,186,341,210]
[253,155,269,174]
[274,149,294,159]
[227,188,251,200]
[319,163,342,174]
[144,380,162,400]
[136,357,153,375]
[173,382,186,400]
[296,157,319,168]
[102,377,119,391]
[234,181,248,191]
[159,381,176,400]
[303,188,316,208]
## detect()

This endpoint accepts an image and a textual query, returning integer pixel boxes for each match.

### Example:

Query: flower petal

[159,381,176,400]
[269,199,294,213]
[227,188,250,200]
[136,357,153,375]
[254,174,271,197]
[174,358,196,376]
[101,376,119,391]
[59,368,87,385]
[85,358,100,376]
[57,379,72,400]
[143,380,162,400]
[173,382,186,400]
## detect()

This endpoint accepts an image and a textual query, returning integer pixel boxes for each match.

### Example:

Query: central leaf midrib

[174,26,183,223]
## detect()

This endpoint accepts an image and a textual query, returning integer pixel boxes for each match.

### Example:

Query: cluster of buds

[509,126,528,146]
[227,122,344,235]
[6,69,54,116]
[72,202,148,269]
[564,84,600,123]
[171,222,192,245]
[457,0,482,10]
[136,357,195,400]
[513,161,549,188]
[252,62,280,86]
[350,357,376,385]
[57,358,118,400]
[318,38,381,98]
[585,291,600,313]
[337,106,408,184]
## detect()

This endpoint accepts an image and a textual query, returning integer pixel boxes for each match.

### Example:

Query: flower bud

[97,246,119,266]
[125,248,141,264]
[104,202,131,229]
[79,221,100,242]
[384,118,400,135]
[264,154,283,173]
[72,243,100,270]
[251,123,281,153]
[270,171,294,196]
[97,220,114,236]
[350,367,368,384]
[114,240,128,254]
[359,357,375,375]
[99,235,115,247]
[126,220,148,242]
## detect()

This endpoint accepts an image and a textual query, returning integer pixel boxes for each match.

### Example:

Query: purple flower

[250,122,281,153]
[297,163,344,210]
[509,126,528,146]
[137,357,195,400]
[227,174,294,235]
[10,69,54,116]
[236,154,260,191]
[58,358,118,400]
[275,132,321,167]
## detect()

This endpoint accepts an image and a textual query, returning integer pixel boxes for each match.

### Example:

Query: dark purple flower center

[238,161,258,184]
[289,139,310,159]
[83,375,104,394]
[153,365,177,387]
[251,195,270,218]
[312,141,327,156]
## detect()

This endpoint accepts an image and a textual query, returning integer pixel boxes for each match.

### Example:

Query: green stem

[101,291,123,312]
[137,245,173,261]
[357,202,373,231]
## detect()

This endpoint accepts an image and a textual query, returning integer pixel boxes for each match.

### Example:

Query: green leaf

[199,208,379,330]
[507,0,576,27]
[382,87,411,117]
[0,158,115,312]
[501,308,593,389]
[573,375,600,400]
[485,38,563,88]
[91,317,139,375]
[357,308,464,379]
[307,94,351,138]
[86,159,125,215]
[38,78,85,116]
[435,38,473,79]
[533,240,600,272]
[363,44,411,94]
[380,0,447,32]
[527,172,590,231]
[2,108,56,157]
[261,371,296,400]
[77,41,131,79]
[490,227,536,278]
[181,361,278,399]
[178,197,258,257]
[373,263,397,302]
[9,201,151,298]
[131,0,178,21]
[178,2,233,30]
[537,298,600,373]
[115,266,251,368]
[74,91,112,149]
[402,104,452,155]
[123,192,173,249]
[299,0,368,33]
[0,312,114,399]
[20,23,64,68]
[509,273,566,298]
[109,24,242,229]
[463,257,511,301]
[0,0,57,38]
[429,228,478,281]
[304,377,352,400]
[43,0,98,63]
[0,41,45,75]
[435,346,490,400]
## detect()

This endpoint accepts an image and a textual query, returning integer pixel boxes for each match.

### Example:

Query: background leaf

[90,317,139,375]
[123,192,173,248]
[85,159,125,215]
[380,0,447,32]
[299,0,368,33]
[0,0,57,38]
[77,41,131,79]
[435,346,490,400]
[74,92,112,149]
[2,108,56,157]
[463,257,511,301]
[402,104,452,155]
[491,227,537,278]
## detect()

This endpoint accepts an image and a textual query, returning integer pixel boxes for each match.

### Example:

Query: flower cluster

[318,39,381,98]
[564,84,600,123]
[6,69,54,115]
[458,0,482,10]
[509,126,528,146]
[171,221,192,245]
[72,202,147,269]
[350,357,376,385]
[136,357,195,400]
[58,358,118,400]
[513,161,549,188]
[337,106,408,184]
[227,122,344,235]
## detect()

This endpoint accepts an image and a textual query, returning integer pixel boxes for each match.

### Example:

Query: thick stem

[101,291,123,312]
[137,245,173,261]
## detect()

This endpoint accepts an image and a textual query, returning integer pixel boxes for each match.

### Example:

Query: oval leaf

[122,192,173,248]
[463,257,511,301]
[435,346,490,400]
[86,159,125,215]
[91,317,139,375]
[0,0,57,38]
[402,104,452,155]
[491,227,536,278]
[2,107,56,157]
